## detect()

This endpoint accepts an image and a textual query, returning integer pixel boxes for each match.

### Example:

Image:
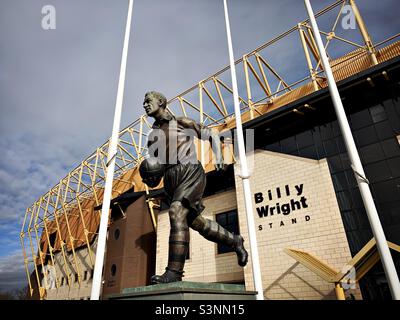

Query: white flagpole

[304,0,400,300]
[223,0,264,300]
[90,0,134,300]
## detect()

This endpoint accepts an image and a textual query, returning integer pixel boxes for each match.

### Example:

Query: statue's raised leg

[190,215,248,267]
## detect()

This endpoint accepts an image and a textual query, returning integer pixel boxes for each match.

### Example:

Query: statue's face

[142,175,162,188]
[143,94,160,117]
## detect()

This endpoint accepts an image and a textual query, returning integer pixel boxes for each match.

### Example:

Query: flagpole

[90,0,134,300]
[223,0,264,300]
[304,0,400,300]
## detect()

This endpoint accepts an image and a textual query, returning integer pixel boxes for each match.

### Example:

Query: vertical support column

[243,55,254,119]
[335,283,346,300]
[223,0,264,300]
[298,23,319,91]
[42,194,60,288]
[349,0,378,65]
[199,82,205,167]
[91,0,134,300]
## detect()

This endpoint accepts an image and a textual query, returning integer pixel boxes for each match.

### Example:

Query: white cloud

[0,250,29,292]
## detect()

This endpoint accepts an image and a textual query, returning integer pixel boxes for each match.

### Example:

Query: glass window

[374,121,394,140]
[345,170,358,189]
[320,124,334,140]
[332,121,341,137]
[114,228,120,240]
[372,179,400,203]
[265,142,281,153]
[359,143,385,164]
[111,264,117,277]
[350,109,372,130]
[365,161,392,183]
[381,139,400,158]
[341,211,358,231]
[323,140,339,157]
[280,136,297,153]
[387,158,400,178]
[354,126,379,147]
[350,188,363,209]
[296,131,314,149]
[216,210,239,254]
[335,137,346,153]
[339,153,352,169]
[331,172,347,192]
[354,208,370,230]
[328,155,343,174]
[298,145,317,159]
[336,191,352,211]
[370,105,387,123]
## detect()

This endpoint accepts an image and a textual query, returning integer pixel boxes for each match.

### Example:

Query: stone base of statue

[106,281,257,300]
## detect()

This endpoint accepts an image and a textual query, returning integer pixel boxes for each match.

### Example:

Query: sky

[0,0,399,293]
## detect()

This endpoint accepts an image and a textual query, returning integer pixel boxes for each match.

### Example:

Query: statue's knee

[169,202,186,224]
[190,216,207,232]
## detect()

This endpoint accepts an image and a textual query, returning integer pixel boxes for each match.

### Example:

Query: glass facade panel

[263,99,400,299]
[216,210,239,254]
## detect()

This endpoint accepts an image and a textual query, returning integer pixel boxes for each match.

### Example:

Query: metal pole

[223,0,264,300]
[304,0,400,300]
[90,0,134,300]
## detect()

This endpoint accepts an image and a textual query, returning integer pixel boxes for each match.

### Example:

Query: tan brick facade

[155,150,362,299]
[234,150,361,300]
[45,240,96,300]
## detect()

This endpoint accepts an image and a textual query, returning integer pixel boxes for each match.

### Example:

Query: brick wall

[234,150,362,300]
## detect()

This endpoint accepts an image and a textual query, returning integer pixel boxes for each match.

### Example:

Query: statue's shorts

[163,161,206,223]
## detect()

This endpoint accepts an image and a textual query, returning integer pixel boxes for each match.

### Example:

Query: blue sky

[0,0,399,293]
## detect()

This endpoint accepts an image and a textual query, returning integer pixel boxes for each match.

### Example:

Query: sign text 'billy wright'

[254,183,311,230]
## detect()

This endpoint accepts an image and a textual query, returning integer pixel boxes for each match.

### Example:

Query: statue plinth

[106,281,257,300]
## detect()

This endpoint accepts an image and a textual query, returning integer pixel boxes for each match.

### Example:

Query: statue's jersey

[148,112,211,166]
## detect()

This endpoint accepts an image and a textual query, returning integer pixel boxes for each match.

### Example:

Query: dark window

[75,273,78,283]
[296,131,313,149]
[298,145,317,159]
[387,158,400,178]
[359,143,385,164]
[84,270,88,281]
[374,121,393,140]
[216,210,239,254]
[381,139,400,158]
[365,161,393,183]
[90,269,94,279]
[370,105,387,123]
[350,109,372,129]
[280,136,297,153]
[114,228,120,240]
[323,140,339,156]
[60,277,64,286]
[355,126,379,147]
[111,264,117,277]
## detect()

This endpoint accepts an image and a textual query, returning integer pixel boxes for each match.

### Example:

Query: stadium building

[20,0,400,300]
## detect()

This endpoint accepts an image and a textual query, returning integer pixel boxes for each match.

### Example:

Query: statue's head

[143,91,167,117]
